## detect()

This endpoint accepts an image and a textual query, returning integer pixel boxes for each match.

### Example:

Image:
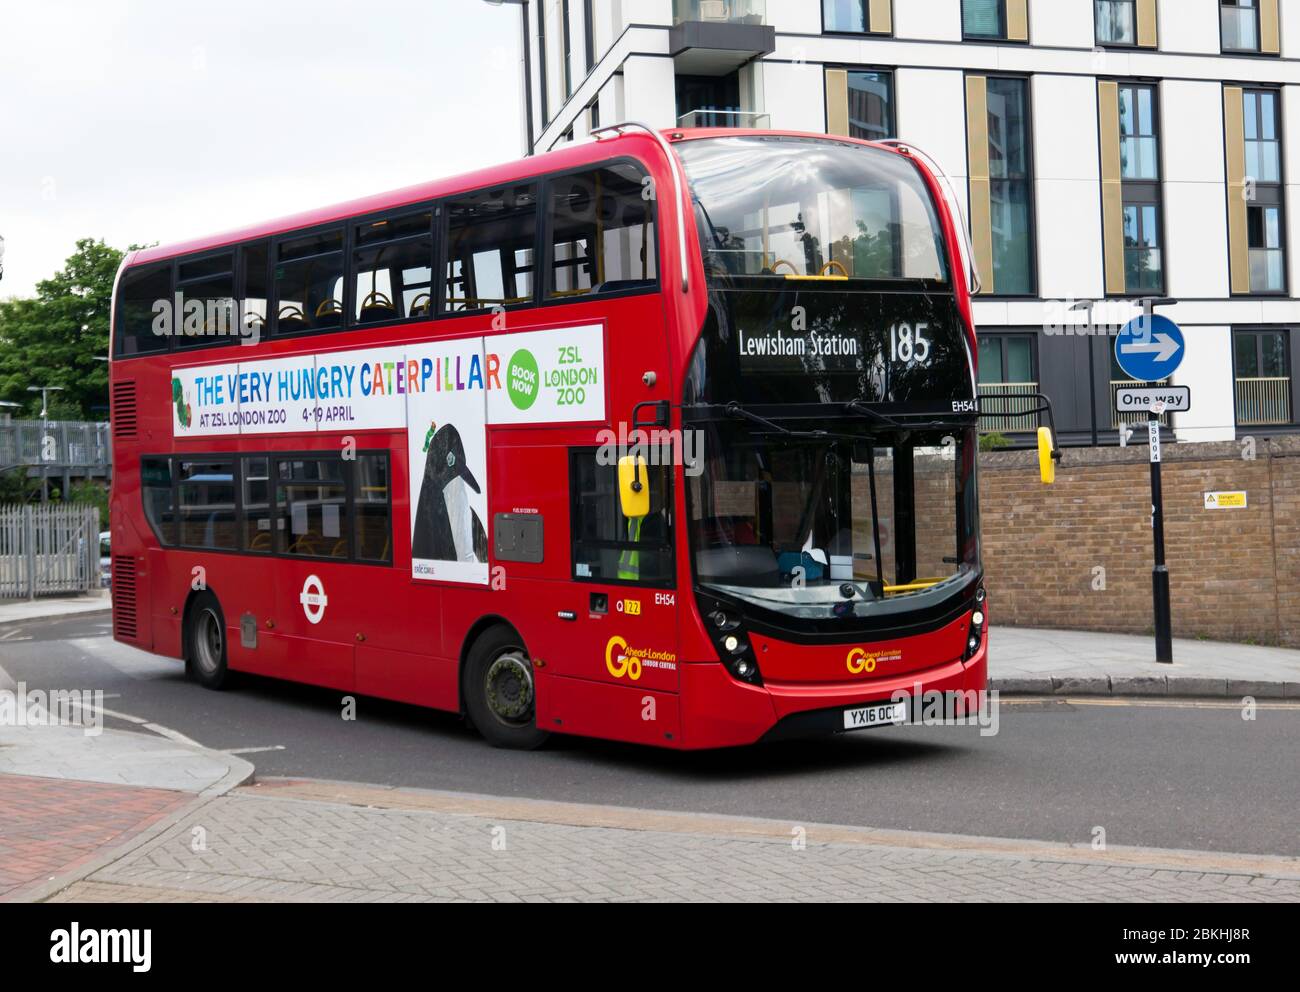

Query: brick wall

[979,436,1300,647]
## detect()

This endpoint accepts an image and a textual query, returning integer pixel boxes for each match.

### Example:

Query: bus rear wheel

[464,627,549,750]
[187,591,230,690]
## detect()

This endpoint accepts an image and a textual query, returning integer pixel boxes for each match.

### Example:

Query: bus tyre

[187,592,231,690]
[464,627,549,750]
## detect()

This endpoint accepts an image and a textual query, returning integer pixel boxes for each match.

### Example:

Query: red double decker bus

[110,124,1052,749]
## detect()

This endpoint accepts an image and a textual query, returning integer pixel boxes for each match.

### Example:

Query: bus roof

[123,128,904,271]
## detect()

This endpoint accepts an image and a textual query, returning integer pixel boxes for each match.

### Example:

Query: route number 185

[891,322,931,364]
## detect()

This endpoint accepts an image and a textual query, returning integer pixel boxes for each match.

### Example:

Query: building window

[824,0,868,32]
[977,333,1038,433]
[1234,329,1292,425]
[846,70,893,141]
[1222,1,1260,52]
[1096,1,1137,45]
[1244,89,1281,184]
[1244,89,1285,294]
[964,0,1004,39]
[986,77,1034,296]
[823,0,889,34]
[1118,83,1162,294]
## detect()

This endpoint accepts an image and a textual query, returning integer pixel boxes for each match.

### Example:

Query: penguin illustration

[413,422,487,563]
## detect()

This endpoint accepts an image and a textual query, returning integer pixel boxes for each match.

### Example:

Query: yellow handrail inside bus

[784,274,849,282]
[883,577,947,595]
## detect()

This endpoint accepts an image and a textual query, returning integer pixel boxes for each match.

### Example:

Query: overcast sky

[0,0,524,298]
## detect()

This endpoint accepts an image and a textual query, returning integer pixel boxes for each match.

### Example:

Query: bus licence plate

[842,701,907,731]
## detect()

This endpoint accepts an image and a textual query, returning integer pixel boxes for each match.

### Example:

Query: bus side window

[240,241,270,337]
[570,449,672,585]
[242,456,272,553]
[141,457,176,546]
[353,454,392,563]
[115,264,172,357]
[353,212,434,324]
[277,457,349,559]
[273,229,344,335]
[177,459,237,551]
[174,251,235,348]
[546,163,657,300]
[442,183,537,314]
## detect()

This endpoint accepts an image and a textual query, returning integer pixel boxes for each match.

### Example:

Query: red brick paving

[0,773,188,901]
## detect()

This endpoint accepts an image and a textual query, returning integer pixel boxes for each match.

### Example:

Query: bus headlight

[700,598,763,685]
[965,587,987,661]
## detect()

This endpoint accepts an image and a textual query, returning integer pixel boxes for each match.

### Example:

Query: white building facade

[504,0,1300,444]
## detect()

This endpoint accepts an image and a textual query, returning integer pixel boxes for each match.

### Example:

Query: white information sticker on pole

[1148,421,1161,463]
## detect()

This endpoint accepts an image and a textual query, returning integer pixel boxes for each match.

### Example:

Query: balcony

[1111,379,1171,429]
[978,382,1040,435]
[670,0,774,75]
[1235,376,1292,425]
[676,108,770,129]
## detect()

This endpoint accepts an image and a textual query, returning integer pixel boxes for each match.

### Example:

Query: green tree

[0,238,129,419]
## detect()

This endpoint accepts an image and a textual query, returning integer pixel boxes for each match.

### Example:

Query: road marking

[1002,696,1300,711]
[223,745,286,755]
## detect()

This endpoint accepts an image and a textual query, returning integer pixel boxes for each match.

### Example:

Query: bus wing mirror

[1037,427,1057,485]
[617,455,650,518]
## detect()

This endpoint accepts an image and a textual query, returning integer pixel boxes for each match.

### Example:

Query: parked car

[99,530,111,587]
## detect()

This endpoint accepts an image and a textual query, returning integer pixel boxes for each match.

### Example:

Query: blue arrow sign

[1114,314,1185,382]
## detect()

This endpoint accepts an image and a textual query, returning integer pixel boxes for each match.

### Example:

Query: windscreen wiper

[845,399,975,433]
[721,402,861,442]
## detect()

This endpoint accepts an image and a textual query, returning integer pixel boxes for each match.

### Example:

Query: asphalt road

[3,612,1297,857]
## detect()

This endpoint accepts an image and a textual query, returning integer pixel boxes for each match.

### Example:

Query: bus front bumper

[678,641,988,750]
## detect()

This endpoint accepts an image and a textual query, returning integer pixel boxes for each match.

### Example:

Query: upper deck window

[274,228,344,335]
[353,211,435,324]
[675,135,948,284]
[444,183,538,314]
[115,264,172,357]
[546,163,657,300]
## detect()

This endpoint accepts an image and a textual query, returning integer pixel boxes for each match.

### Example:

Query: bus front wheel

[464,626,549,750]
[187,591,231,690]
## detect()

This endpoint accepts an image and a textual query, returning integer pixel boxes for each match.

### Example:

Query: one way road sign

[1115,314,1185,382]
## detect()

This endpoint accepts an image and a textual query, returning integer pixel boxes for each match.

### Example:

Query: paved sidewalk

[40,779,1300,903]
[0,677,253,902]
[0,590,110,626]
[990,627,1300,698]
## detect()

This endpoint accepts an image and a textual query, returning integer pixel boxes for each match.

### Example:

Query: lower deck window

[139,452,391,565]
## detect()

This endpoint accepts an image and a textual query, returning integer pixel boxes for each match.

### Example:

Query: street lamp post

[481,0,535,156]
[27,385,65,505]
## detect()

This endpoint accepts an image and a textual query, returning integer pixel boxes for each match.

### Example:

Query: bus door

[531,446,681,744]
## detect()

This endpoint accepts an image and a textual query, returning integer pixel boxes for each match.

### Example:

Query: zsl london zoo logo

[605,636,677,681]
[846,647,902,675]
